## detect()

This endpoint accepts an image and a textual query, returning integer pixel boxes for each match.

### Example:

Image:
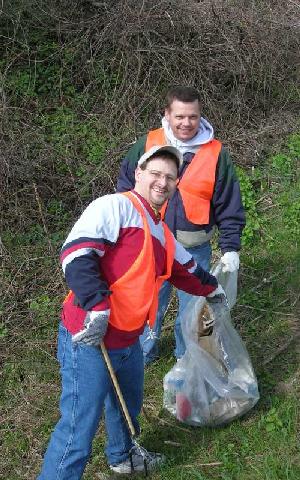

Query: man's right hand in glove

[206,284,227,305]
[72,309,110,346]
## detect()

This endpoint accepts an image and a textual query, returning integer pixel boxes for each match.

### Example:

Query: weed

[260,407,284,433]
[0,321,8,338]
[236,167,261,247]
[236,132,300,249]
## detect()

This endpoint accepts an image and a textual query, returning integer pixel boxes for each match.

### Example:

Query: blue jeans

[38,323,144,480]
[140,242,211,364]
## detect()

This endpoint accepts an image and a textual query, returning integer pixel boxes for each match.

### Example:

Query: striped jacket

[60,191,217,348]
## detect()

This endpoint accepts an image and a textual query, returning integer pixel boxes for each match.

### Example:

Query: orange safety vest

[145,128,222,224]
[63,191,175,332]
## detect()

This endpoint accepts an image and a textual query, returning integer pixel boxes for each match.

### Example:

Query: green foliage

[2,225,46,247]
[236,167,261,246]
[271,153,293,177]
[236,132,300,248]
[45,200,72,235]
[260,407,284,433]
[4,40,76,102]
[2,429,30,456]
[28,294,60,340]
[92,64,123,92]
[287,133,300,160]
[46,198,66,215]
[40,107,110,168]
[286,202,300,235]
[5,69,36,98]
[270,133,300,180]
[0,322,8,338]
[282,192,300,237]
[2,362,24,392]
[40,106,75,152]
[29,294,58,318]
[82,124,109,164]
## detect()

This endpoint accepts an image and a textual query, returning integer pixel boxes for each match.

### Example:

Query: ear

[135,166,142,184]
[164,108,170,121]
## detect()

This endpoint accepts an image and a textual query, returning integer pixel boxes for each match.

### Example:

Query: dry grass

[1,0,299,225]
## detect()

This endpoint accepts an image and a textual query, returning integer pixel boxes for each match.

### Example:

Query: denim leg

[139,280,172,365]
[174,242,212,359]
[38,324,140,479]
[104,341,144,465]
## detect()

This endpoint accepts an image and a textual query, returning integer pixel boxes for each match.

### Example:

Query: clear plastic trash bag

[163,261,259,426]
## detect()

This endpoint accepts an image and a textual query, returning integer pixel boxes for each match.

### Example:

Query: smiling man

[135,145,179,208]
[37,145,223,479]
[165,97,201,141]
[117,85,245,365]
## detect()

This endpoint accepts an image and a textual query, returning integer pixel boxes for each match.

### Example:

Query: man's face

[134,158,178,209]
[165,99,201,141]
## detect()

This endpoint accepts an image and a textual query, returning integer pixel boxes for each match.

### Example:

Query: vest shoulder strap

[145,128,166,151]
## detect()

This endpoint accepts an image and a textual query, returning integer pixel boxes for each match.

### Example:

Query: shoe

[110,446,165,474]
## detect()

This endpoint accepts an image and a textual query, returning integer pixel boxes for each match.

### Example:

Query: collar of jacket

[131,190,161,223]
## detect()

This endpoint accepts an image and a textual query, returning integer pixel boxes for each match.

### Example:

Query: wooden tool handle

[100,341,136,438]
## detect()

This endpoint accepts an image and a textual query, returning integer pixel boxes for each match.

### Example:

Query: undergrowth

[1,3,299,478]
[1,132,299,479]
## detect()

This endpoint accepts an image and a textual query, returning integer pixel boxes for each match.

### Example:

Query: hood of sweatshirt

[161,116,214,155]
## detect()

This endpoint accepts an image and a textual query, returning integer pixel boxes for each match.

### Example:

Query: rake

[100,341,151,476]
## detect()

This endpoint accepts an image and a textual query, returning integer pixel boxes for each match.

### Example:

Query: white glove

[207,284,227,305]
[221,251,240,273]
[72,309,110,346]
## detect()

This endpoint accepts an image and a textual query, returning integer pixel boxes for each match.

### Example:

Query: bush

[1,0,299,232]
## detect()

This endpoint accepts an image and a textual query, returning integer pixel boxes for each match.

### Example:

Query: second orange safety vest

[146,128,222,225]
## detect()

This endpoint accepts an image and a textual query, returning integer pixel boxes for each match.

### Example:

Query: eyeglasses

[144,169,178,185]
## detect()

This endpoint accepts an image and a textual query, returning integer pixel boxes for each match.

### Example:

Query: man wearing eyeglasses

[38,145,223,478]
[117,85,245,365]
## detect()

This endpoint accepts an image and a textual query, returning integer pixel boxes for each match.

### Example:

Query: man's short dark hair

[139,150,180,173]
[165,85,202,109]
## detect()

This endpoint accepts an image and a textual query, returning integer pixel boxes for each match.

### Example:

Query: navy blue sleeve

[116,135,147,192]
[116,158,136,192]
[212,147,246,253]
[193,262,218,287]
[64,252,111,310]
